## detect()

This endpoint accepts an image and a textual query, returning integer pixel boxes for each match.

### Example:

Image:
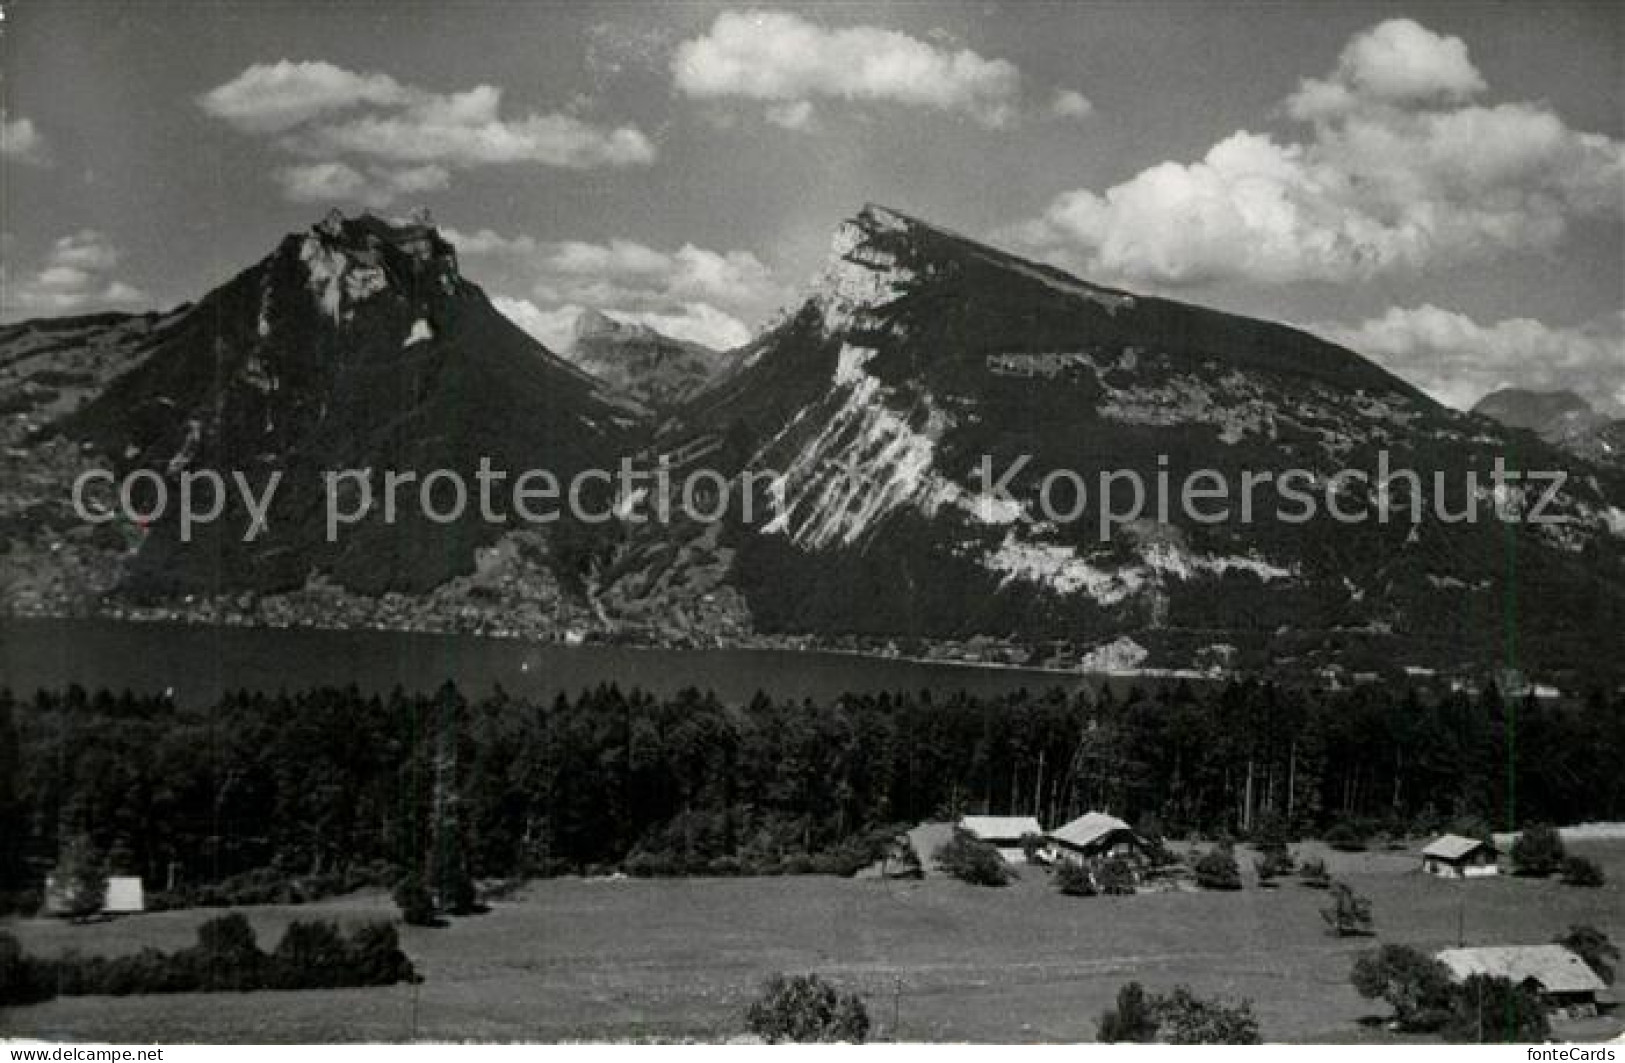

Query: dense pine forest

[1,678,1622,908]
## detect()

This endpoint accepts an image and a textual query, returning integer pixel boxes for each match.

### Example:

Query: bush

[933,830,1012,887]
[1097,981,1159,1043]
[1556,925,1618,985]
[1096,857,1136,896]
[1153,986,1261,1044]
[0,915,419,1003]
[1254,848,1294,885]
[0,932,55,1005]
[1055,860,1096,897]
[394,873,436,926]
[1511,823,1565,877]
[192,912,265,991]
[1298,856,1330,888]
[1320,881,1374,937]
[745,973,870,1043]
[347,921,420,986]
[1441,975,1549,1043]
[1324,820,1369,852]
[1561,855,1605,887]
[1351,944,1455,1030]
[1194,848,1241,890]
[270,920,352,989]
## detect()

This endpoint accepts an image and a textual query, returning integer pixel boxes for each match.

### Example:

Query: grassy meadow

[3,838,1622,1043]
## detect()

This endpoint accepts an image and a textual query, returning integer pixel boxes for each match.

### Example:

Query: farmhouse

[1421,834,1500,878]
[1436,944,1608,1016]
[44,875,145,916]
[958,815,1043,863]
[1045,812,1145,864]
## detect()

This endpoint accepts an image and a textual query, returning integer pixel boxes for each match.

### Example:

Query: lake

[0,617,1099,707]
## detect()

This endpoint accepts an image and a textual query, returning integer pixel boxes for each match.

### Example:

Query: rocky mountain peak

[572,307,657,345]
[292,209,460,325]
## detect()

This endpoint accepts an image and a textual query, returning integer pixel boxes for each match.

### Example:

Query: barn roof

[959,816,1042,840]
[1436,945,1606,995]
[1423,834,1496,860]
[1049,812,1138,851]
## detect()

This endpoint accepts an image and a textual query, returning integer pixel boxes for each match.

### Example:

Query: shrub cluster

[1511,823,1566,877]
[0,913,417,1005]
[1193,847,1241,890]
[622,816,906,879]
[933,830,1013,887]
[1097,981,1260,1044]
[148,863,398,912]
[745,973,870,1043]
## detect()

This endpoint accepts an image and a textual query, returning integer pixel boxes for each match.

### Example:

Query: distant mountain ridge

[1473,387,1624,471]
[557,308,736,409]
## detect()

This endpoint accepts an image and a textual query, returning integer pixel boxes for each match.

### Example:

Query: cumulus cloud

[274,162,450,209]
[491,297,583,353]
[1,110,49,165]
[3,231,147,319]
[1012,19,1624,287]
[200,60,655,205]
[673,10,1024,128]
[1318,305,1625,415]
[198,60,413,133]
[449,226,785,353]
[1050,89,1093,122]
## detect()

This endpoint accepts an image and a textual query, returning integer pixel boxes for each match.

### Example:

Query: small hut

[1421,834,1499,878]
[1436,945,1607,1016]
[958,816,1043,863]
[1045,812,1145,865]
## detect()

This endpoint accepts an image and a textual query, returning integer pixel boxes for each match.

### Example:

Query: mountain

[5,203,1623,687]
[603,204,1625,684]
[8,210,644,610]
[556,309,736,409]
[1473,387,1625,471]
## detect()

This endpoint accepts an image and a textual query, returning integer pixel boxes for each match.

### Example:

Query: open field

[4,839,1623,1043]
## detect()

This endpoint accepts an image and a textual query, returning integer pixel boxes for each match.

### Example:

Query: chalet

[44,874,145,916]
[1436,945,1608,1017]
[1046,812,1145,864]
[958,816,1043,863]
[1421,834,1500,878]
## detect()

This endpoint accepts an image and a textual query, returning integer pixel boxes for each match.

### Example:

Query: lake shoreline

[0,615,1124,708]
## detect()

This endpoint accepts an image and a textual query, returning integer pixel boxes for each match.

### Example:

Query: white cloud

[3,230,147,319]
[1050,89,1093,122]
[491,297,582,353]
[1288,18,1485,118]
[1012,18,1623,287]
[274,161,450,209]
[673,10,1024,128]
[1318,305,1625,415]
[1,110,49,165]
[449,226,784,353]
[200,60,655,204]
[198,60,413,133]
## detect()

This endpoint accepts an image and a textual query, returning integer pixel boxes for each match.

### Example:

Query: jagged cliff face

[58,211,645,596]
[558,309,735,409]
[644,205,1625,681]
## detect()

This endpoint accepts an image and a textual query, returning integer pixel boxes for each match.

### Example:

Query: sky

[2,0,1621,413]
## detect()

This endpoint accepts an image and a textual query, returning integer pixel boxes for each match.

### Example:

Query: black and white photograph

[1,0,1622,1049]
